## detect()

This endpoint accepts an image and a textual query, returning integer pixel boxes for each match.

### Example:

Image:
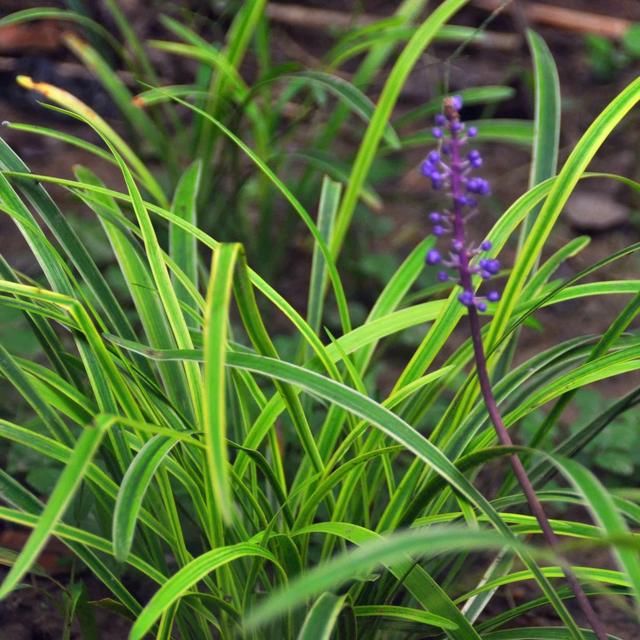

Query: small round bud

[428,211,442,223]
[480,270,492,280]
[434,113,446,126]
[441,142,451,155]
[477,301,487,312]
[432,127,443,138]
[487,259,501,275]
[480,240,492,251]
[467,126,478,137]
[465,196,478,208]
[487,291,500,302]
[437,271,449,282]
[458,290,474,307]
[427,150,440,163]
[451,95,463,111]
[466,177,491,195]
[451,239,464,253]
[433,225,445,236]
[426,249,442,265]
[450,121,463,134]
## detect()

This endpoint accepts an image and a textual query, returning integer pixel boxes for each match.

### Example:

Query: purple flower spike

[426,249,442,265]
[421,94,501,306]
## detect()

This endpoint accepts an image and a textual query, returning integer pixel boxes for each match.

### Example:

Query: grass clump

[0,2,639,638]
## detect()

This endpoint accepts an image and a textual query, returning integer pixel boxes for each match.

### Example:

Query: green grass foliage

[0,2,639,638]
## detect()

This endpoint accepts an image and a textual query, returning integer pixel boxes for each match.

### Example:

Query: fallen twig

[473,0,632,39]
[266,3,519,50]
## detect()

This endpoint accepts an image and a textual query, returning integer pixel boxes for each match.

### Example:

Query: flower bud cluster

[421,95,500,311]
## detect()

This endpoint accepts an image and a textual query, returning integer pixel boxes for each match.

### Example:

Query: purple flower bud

[451,95,463,111]
[428,150,440,163]
[477,301,487,312]
[441,142,451,155]
[433,225,445,236]
[469,156,483,168]
[437,271,450,282]
[487,291,500,302]
[450,120,464,134]
[434,113,446,126]
[486,259,500,275]
[428,212,442,223]
[467,126,478,138]
[432,127,443,139]
[426,249,442,265]
[480,270,492,280]
[458,290,474,307]
[466,177,491,196]
[452,239,464,253]
[465,178,478,194]
[480,240,492,251]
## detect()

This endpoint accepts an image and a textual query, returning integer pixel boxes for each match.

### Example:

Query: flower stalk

[424,96,607,640]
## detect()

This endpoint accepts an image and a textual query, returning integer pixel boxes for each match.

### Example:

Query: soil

[0,578,133,639]
[1,0,639,638]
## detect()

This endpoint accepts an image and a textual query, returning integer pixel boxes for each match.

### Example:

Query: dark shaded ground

[1,0,639,638]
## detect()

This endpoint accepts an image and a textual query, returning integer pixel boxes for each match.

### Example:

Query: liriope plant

[0,8,639,640]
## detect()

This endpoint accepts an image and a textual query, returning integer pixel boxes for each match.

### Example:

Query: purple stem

[467,306,608,640]
[445,104,607,640]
